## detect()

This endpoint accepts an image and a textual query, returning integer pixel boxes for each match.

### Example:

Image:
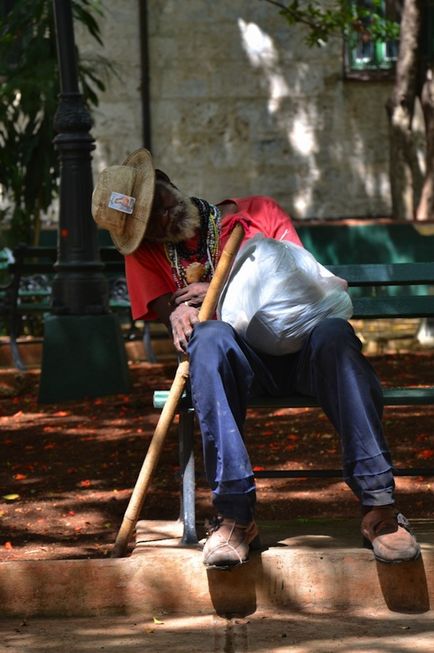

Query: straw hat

[91,148,155,255]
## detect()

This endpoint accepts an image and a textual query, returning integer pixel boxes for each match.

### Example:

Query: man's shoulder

[234,195,281,210]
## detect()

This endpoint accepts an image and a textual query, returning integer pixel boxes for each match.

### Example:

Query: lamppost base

[38,314,130,403]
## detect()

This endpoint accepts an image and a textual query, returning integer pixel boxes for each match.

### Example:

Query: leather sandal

[203,516,260,570]
[361,507,421,563]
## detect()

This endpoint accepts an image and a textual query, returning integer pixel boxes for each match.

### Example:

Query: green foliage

[0,0,110,246]
[262,0,400,47]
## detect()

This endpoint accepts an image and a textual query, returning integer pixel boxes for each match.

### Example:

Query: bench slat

[351,296,434,318]
[328,262,434,285]
[153,386,434,410]
[253,467,434,479]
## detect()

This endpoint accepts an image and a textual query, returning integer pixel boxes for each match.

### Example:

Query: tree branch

[259,0,325,33]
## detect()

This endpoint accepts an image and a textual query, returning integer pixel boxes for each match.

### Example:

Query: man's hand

[169,282,210,308]
[169,302,200,353]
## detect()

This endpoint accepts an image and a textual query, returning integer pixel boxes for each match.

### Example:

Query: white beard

[147,181,200,243]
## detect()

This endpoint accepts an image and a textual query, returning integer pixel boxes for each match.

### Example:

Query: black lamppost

[51,0,107,316]
[38,0,130,402]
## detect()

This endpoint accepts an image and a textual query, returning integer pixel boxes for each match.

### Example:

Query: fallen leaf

[418,449,434,460]
[13,474,27,481]
[3,541,13,550]
[2,494,20,501]
[153,617,164,625]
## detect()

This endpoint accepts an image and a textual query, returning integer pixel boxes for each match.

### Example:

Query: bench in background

[0,245,157,370]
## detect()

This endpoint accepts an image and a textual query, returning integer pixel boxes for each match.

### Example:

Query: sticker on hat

[108,192,136,215]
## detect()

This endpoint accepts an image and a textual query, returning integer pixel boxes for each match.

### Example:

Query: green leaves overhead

[0,0,110,245]
[262,0,400,47]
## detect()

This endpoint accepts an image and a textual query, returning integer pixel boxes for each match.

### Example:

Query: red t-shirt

[125,195,302,321]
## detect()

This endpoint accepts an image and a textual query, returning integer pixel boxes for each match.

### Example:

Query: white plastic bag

[217,234,353,355]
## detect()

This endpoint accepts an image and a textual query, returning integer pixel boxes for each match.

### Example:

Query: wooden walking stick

[111,222,245,557]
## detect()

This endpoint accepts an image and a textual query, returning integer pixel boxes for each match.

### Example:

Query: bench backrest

[6,247,434,319]
[328,262,434,319]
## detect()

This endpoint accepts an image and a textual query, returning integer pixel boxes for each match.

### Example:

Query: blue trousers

[187,318,395,522]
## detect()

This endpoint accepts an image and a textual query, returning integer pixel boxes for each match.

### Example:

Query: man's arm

[149,289,203,354]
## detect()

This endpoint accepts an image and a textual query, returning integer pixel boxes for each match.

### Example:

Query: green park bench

[153,261,434,544]
[0,245,156,370]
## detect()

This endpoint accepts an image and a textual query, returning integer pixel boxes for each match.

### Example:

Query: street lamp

[38,0,130,402]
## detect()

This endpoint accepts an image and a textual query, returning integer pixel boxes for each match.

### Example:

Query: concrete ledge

[0,519,432,618]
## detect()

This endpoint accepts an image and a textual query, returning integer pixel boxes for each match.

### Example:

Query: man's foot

[361,507,421,563]
[203,517,260,570]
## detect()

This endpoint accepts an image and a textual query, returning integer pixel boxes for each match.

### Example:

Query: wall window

[344,0,401,80]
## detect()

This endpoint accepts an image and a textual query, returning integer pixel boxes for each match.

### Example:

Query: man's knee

[188,320,236,357]
[309,318,360,355]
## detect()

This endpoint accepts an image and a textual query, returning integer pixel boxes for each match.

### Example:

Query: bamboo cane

[111,222,245,557]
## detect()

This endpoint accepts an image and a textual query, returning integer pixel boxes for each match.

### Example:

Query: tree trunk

[416,68,434,221]
[387,0,424,220]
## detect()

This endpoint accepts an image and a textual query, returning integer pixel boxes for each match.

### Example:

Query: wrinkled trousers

[187,318,395,522]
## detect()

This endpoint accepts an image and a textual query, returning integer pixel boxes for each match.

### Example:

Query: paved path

[1,610,434,653]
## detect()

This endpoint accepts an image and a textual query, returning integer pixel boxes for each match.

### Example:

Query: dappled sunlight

[235,13,396,219]
[238,18,290,115]
[1,354,433,560]
[1,610,434,652]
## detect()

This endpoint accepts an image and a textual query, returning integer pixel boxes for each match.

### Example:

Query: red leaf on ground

[418,449,434,460]
[53,411,69,417]
[78,479,91,488]
[253,465,265,471]
[3,541,13,550]
[13,474,27,481]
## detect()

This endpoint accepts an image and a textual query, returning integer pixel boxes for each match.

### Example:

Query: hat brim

[110,148,155,255]
[92,148,156,255]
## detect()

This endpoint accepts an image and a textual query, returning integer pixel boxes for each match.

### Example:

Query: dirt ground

[2,610,434,653]
[0,351,433,561]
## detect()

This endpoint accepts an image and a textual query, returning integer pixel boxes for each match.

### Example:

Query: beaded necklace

[164,198,221,288]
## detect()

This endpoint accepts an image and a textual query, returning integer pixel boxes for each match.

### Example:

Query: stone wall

[75,1,143,173]
[77,0,425,220]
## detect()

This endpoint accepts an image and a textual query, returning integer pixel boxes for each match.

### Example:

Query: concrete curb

[0,519,433,618]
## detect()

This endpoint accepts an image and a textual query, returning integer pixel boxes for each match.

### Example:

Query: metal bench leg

[9,335,26,371]
[142,322,157,363]
[178,409,198,544]
[9,313,26,371]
